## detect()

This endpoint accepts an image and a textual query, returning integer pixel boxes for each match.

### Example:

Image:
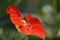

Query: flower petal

[31,24,46,39]
[6,6,23,25]
[26,13,40,25]
[6,6,23,20]
[10,15,23,26]
[19,25,31,35]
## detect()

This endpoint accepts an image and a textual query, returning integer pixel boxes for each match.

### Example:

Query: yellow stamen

[15,20,27,32]
[23,20,26,24]
[23,20,28,26]
[15,25,21,32]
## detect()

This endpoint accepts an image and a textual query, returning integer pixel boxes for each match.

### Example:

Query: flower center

[23,20,27,24]
[23,20,30,27]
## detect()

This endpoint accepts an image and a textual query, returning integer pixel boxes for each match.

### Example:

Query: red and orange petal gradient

[6,6,46,39]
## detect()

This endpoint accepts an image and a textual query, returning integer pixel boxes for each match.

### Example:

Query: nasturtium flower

[6,6,46,39]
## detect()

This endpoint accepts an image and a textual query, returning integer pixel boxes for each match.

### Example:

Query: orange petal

[31,24,46,39]
[10,15,23,26]
[6,6,23,25]
[26,13,40,25]
[6,6,23,20]
[18,25,31,35]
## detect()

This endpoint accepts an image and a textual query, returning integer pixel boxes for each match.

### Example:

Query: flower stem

[15,31,18,40]
[24,36,29,40]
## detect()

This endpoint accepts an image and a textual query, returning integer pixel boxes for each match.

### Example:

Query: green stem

[24,36,29,40]
[15,31,18,40]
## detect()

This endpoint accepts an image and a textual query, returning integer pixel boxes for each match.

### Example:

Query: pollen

[23,20,30,27]
[23,20,28,26]
[23,20,27,24]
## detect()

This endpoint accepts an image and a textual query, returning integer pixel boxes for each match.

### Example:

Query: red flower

[6,6,46,39]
